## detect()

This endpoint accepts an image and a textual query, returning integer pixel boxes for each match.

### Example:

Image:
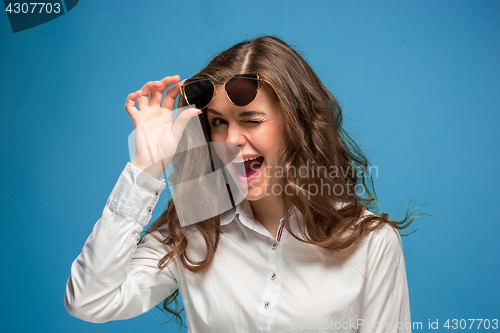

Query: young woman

[65,36,414,332]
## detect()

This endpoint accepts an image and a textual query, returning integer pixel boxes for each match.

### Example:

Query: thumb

[171,107,203,141]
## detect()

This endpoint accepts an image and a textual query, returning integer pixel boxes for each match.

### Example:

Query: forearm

[64,163,171,322]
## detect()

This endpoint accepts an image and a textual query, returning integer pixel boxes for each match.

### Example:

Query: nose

[225,123,246,148]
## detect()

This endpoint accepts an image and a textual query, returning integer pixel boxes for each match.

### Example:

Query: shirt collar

[219,199,300,228]
[219,199,253,226]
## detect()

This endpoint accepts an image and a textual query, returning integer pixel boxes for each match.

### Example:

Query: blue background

[1,0,499,332]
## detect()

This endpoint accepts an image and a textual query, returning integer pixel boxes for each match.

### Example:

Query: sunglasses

[180,74,265,110]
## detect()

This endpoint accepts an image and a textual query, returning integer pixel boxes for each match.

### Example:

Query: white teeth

[233,156,261,163]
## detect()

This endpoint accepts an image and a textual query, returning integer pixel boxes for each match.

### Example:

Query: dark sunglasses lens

[225,77,259,106]
[184,80,214,109]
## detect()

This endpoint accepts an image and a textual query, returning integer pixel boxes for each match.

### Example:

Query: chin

[244,187,267,201]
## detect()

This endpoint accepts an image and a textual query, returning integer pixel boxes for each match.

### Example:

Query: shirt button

[147,207,153,214]
[264,302,270,309]
[270,273,276,280]
[155,191,159,196]
[272,242,277,250]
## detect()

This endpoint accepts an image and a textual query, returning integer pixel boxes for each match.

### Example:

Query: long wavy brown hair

[143,36,418,331]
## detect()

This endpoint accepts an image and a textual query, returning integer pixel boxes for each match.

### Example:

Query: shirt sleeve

[64,163,178,323]
[359,224,412,333]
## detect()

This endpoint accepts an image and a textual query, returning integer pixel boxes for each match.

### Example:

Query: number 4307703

[5,3,61,14]
[444,319,498,330]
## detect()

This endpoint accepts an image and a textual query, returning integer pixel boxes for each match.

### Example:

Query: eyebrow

[207,108,266,118]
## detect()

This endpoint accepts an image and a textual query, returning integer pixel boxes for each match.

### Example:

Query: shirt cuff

[106,163,167,227]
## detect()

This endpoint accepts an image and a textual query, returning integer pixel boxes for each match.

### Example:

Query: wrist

[130,160,164,180]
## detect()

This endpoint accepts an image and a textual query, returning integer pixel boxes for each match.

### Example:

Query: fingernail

[155,81,162,84]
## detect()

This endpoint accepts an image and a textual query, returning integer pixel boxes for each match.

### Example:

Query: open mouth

[232,156,265,180]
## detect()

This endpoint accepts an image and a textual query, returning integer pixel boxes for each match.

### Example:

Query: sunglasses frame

[180,74,265,110]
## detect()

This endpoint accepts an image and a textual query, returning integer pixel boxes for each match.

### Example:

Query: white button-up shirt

[65,163,411,332]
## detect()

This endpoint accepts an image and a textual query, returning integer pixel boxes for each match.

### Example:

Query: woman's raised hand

[125,75,201,179]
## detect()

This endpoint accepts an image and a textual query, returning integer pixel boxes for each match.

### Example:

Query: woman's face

[206,84,284,201]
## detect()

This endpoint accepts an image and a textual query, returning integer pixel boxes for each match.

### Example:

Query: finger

[152,76,181,106]
[171,108,203,141]
[139,80,163,96]
[137,81,163,109]
[137,95,149,110]
[124,90,142,116]
[160,75,181,86]
[162,80,183,110]
[150,83,164,106]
